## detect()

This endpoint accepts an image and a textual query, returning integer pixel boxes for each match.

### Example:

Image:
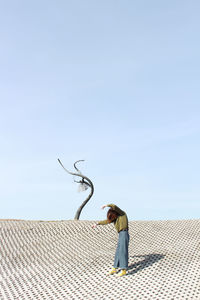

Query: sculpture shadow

[128,253,165,275]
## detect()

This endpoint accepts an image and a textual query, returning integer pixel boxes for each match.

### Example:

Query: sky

[0,0,200,221]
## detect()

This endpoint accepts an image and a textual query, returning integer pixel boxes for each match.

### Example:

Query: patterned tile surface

[0,219,200,299]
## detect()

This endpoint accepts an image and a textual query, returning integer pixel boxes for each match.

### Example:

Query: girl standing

[92,204,129,277]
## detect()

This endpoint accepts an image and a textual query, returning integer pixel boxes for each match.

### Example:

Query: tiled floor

[0,219,200,299]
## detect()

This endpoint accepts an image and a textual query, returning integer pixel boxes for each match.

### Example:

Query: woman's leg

[107,235,120,275]
[118,231,129,270]
[113,234,120,268]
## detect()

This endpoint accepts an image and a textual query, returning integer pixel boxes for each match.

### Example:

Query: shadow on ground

[128,253,165,275]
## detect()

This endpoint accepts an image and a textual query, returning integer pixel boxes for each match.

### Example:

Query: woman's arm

[92,219,109,228]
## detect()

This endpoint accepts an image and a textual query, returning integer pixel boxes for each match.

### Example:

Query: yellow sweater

[98,204,128,233]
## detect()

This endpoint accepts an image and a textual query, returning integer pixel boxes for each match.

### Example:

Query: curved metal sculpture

[58,159,94,220]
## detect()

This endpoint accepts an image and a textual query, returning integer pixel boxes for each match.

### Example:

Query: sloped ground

[0,219,200,300]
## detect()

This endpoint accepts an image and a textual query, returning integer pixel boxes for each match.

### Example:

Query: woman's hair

[107,208,119,223]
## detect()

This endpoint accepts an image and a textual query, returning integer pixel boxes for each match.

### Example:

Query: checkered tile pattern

[0,219,200,299]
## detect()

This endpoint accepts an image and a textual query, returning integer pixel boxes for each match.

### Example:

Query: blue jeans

[114,230,129,270]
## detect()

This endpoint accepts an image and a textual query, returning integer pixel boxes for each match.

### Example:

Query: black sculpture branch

[58,159,94,220]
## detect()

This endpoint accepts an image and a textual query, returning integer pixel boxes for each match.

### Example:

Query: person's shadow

[128,253,165,275]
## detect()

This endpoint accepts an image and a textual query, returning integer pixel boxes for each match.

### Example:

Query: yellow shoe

[107,268,117,275]
[116,269,127,277]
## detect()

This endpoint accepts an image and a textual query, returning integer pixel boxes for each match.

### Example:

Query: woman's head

[107,208,119,223]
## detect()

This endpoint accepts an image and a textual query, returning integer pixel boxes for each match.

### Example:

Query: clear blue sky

[1,0,200,221]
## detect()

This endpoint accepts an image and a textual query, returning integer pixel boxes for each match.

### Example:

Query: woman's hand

[92,223,98,229]
[101,204,107,210]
